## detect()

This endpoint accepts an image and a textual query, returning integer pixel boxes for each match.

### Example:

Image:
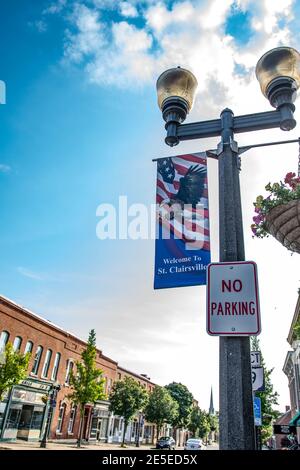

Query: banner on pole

[154,152,211,289]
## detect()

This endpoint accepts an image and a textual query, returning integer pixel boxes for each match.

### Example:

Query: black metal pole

[135,414,141,447]
[40,402,51,448]
[218,108,255,450]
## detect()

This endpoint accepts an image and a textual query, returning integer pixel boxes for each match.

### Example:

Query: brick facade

[0,295,156,442]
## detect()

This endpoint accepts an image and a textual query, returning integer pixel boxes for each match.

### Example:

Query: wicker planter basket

[265,199,300,254]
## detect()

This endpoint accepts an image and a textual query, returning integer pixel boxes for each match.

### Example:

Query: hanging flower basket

[265,199,300,253]
[251,172,300,254]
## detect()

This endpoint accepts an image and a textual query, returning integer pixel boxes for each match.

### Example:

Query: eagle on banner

[157,158,206,219]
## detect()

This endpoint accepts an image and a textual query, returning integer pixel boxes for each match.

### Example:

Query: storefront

[0,378,51,441]
[89,401,110,442]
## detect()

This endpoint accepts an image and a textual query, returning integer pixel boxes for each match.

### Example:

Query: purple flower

[254,207,261,213]
[251,226,257,235]
[253,214,264,224]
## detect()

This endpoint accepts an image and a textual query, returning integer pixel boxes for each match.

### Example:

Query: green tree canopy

[144,385,179,440]
[68,329,106,447]
[0,342,30,401]
[188,406,210,439]
[165,382,194,429]
[251,337,279,444]
[109,376,148,446]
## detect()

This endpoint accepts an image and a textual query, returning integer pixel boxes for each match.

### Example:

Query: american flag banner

[154,152,211,289]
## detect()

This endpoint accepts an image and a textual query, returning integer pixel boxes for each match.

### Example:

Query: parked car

[156,436,176,450]
[184,438,207,450]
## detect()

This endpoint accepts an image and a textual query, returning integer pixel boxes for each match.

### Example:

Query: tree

[188,406,202,436]
[165,382,194,436]
[109,376,148,447]
[251,337,280,444]
[144,386,179,440]
[0,342,30,401]
[198,410,210,440]
[188,407,210,439]
[68,329,106,447]
[207,413,219,437]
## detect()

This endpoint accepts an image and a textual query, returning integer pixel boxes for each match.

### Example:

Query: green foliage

[251,172,300,238]
[165,382,194,429]
[251,337,279,444]
[144,386,179,439]
[109,376,148,445]
[0,342,30,401]
[207,413,219,433]
[188,407,211,438]
[293,319,300,340]
[68,330,106,411]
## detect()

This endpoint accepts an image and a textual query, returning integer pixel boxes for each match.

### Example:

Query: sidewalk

[0,440,155,451]
[0,440,219,451]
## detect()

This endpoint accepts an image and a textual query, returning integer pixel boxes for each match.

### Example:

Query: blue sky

[1,0,300,410]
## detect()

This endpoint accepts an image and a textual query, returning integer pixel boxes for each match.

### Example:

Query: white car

[184,438,207,450]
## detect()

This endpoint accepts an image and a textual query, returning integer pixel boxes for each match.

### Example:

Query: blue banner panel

[154,152,211,289]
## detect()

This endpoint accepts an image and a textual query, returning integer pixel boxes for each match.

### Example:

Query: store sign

[20,379,51,391]
[12,389,46,405]
[273,425,296,435]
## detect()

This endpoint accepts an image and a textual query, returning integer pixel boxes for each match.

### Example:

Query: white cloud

[0,164,11,173]
[63,4,104,63]
[120,1,138,18]
[43,0,67,15]
[17,267,46,281]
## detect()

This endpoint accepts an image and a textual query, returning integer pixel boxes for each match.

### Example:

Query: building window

[31,345,43,375]
[107,378,112,394]
[24,341,33,354]
[41,349,52,378]
[65,360,74,384]
[56,403,66,433]
[68,406,77,434]
[12,336,22,352]
[51,352,61,381]
[0,331,9,352]
[118,373,121,380]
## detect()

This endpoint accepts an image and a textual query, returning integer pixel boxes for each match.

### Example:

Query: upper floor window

[24,341,33,354]
[51,352,61,381]
[12,336,22,352]
[41,349,52,378]
[65,360,74,385]
[31,346,43,375]
[0,331,9,352]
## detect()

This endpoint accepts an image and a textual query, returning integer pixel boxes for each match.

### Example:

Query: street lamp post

[156,47,300,450]
[135,412,143,447]
[40,384,60,449]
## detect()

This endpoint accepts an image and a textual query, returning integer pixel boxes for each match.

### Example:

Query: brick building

[0,295,157,443]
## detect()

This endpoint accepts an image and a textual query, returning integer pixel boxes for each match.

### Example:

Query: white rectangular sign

[251,351,261,368]
[206,261,261,336]
[252,367,264,392]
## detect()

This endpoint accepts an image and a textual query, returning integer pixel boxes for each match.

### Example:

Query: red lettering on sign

[221,279,243,292]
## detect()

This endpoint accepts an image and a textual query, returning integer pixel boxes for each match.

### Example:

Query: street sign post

[252,367,265,392]
[251,351,261,368]
[207,261,261,336]
[253,397,262,426]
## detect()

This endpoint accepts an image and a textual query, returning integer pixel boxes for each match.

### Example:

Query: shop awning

[289,411,300,426]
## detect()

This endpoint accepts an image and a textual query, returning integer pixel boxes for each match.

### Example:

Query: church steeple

[209,387,215,415]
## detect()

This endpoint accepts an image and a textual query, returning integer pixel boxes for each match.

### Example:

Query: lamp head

[156,67,198,146]
[256,47,300,130]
